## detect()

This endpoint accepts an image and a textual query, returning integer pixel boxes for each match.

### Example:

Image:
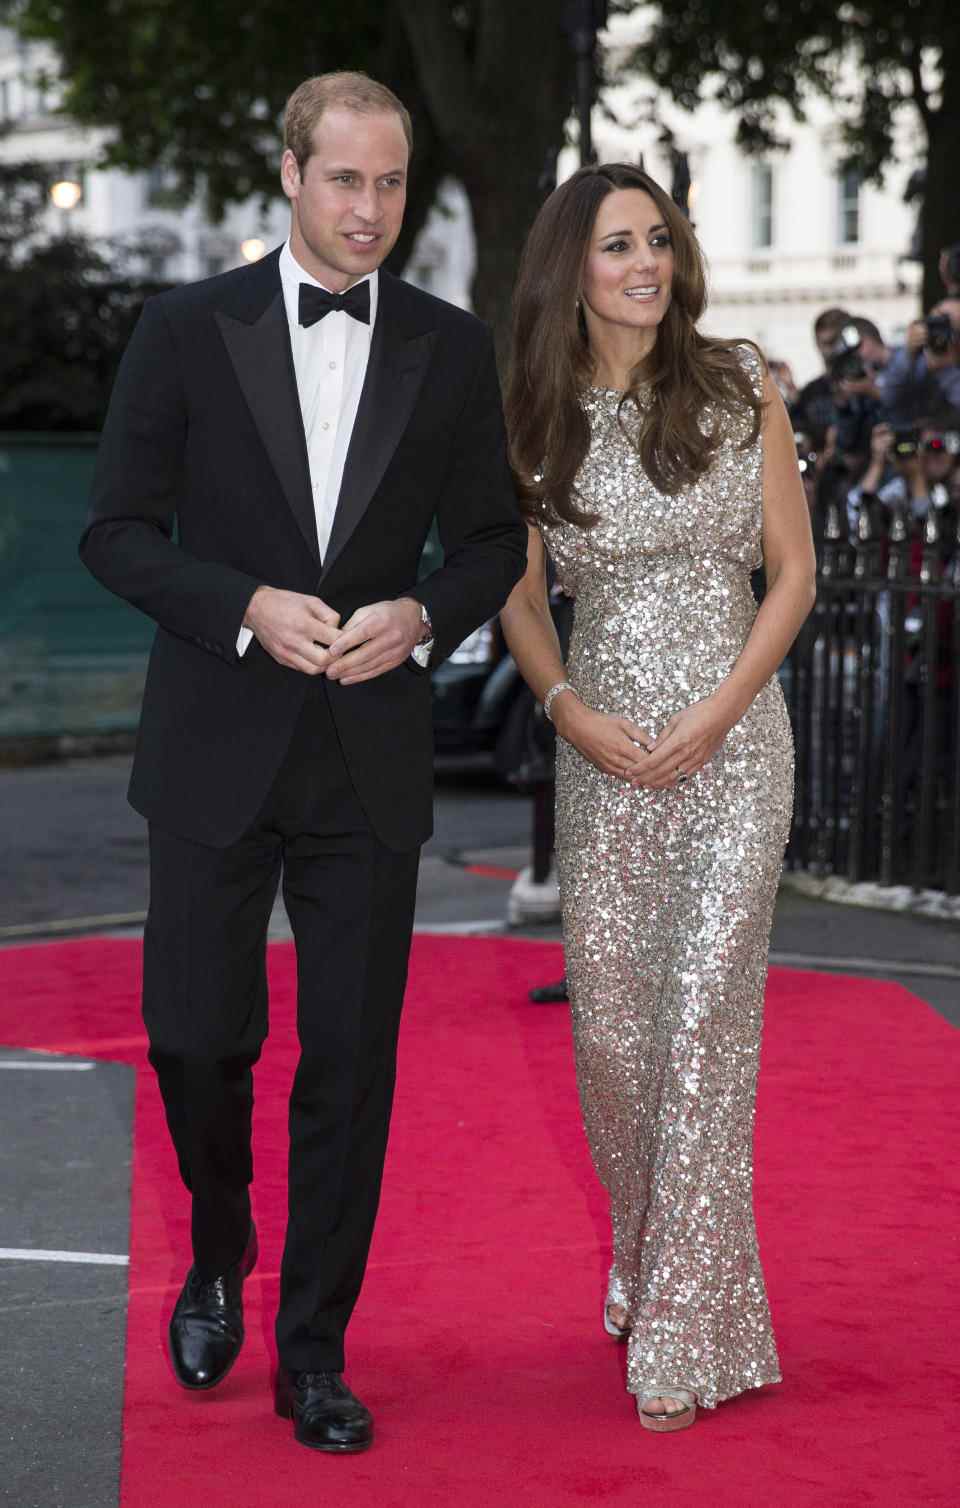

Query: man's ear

[280,148,301,202]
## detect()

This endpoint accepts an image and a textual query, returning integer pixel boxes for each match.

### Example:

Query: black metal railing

[782,496,960,895]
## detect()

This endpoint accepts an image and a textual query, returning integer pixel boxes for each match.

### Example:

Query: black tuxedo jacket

[80,249,526,850]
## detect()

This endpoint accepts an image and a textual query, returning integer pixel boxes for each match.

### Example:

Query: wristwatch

[410,600,435,668]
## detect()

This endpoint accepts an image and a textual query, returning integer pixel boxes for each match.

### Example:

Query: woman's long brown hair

[506,163,764,527]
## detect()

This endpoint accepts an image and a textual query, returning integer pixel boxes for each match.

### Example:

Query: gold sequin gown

[540,358,791,1409]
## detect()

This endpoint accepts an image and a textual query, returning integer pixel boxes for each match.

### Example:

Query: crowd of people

[768,246,960,560]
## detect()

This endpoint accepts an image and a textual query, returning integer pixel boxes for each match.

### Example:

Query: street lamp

[49,178,82,211]
[49,176,83,239]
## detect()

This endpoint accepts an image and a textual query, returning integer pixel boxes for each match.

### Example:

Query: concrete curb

[780,868,960,923]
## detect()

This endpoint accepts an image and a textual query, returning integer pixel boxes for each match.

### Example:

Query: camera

[892,426,919,459]
[921,430,960,457]
[827,323,867,381]
[794,433,818,475]
[923,313,955,356]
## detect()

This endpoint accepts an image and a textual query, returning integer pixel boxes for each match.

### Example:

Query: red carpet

[1,936,957,1507]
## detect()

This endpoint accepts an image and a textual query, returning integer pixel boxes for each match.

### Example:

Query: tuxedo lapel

[321,271,436,579]
[213,255,319,562]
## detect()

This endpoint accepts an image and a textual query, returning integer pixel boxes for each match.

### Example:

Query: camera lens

[924,313,953,355]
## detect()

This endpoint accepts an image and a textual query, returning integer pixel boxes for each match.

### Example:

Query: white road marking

[0,910,147,940]
[0,1248,128,1266]
[769,950,960,980]
[414,920,505,935]
[0,1060,96,1071]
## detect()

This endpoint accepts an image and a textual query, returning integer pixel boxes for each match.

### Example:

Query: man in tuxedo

[80,72,525,1452]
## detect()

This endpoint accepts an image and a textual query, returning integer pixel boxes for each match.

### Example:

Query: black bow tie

[298,280,370,327]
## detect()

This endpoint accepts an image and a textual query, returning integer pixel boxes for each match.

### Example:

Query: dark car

[419,525,528,770]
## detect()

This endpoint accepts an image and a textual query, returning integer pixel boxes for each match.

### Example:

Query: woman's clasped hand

[556,692,736,789]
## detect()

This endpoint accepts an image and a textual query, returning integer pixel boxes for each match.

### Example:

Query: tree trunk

[374,9,447,278]
[920,40,960,311]
[461,150,558,368]
[399,0,574,372]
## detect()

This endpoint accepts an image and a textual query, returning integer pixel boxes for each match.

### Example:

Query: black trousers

[142,683,420,1373]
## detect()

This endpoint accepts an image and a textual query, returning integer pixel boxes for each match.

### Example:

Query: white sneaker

[506,865,561,925]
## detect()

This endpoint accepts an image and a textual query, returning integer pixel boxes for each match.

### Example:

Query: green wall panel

[0,435,152,738]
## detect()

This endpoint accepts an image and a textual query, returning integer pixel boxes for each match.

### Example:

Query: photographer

[881,299,960,421]
[846,418,960,535]
[940,243,960,299]
[790,306,853,448]
[830,317,889,465]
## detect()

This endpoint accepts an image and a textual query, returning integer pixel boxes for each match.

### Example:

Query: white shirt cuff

[237,626,254,656]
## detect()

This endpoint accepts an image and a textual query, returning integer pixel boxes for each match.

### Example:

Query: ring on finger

[676,767,689,784]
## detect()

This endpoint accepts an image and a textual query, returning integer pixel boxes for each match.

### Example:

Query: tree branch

[907,41,933,131]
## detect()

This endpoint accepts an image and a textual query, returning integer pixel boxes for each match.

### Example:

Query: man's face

[860,334,887,366]
[815,325,845,367]
[920,429,956,483]
[281,107,408,290]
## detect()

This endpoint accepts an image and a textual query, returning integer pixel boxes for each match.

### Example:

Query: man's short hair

[852,316,884,345]
[284,72,413,172]
[813,306,851,338]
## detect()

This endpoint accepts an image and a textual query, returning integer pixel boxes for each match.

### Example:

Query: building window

[750,162,774,250]
[0,75,21,122]
[145,165,181,208]
[837,165,861,245]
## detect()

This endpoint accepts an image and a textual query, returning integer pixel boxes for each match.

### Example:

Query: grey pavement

[0,1053,132,1508]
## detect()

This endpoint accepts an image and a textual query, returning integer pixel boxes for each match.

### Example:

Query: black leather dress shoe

[528,976,569,1004]
[274,1370,373,1452]
[168,1223,258,1390]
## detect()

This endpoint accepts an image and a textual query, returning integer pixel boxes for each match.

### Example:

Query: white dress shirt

[237,241,378,655]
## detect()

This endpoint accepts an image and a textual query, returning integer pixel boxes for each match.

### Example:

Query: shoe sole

[291,1433,372,1454]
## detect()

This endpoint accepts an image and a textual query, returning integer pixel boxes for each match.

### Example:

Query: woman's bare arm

[500,525,655,778]
[633,372,817,787]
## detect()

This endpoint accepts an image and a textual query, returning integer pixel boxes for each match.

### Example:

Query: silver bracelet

[543,681,578,723]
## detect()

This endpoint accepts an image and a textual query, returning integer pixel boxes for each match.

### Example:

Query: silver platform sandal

[637,1387,697,1433]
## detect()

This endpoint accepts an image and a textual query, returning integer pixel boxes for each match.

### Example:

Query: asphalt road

[0,754,528,937]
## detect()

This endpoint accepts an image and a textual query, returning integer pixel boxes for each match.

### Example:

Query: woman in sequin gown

[501,165,815,1430]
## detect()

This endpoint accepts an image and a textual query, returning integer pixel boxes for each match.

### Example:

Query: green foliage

[0,164,167,429]
[8,0,382,215]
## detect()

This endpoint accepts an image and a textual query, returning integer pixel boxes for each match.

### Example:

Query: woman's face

[580,188,674,336]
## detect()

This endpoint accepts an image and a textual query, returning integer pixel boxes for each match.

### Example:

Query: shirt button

[329,361,337,370]
[321,421,330,430]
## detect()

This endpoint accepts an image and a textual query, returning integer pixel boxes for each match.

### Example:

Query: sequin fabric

[540,349,792,1409]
